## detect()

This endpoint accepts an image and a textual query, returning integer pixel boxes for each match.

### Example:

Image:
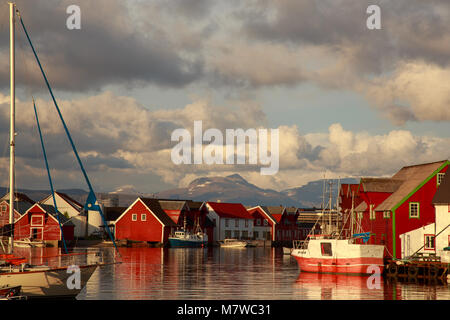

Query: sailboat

[291,180,385,276]
[0,2,118,298]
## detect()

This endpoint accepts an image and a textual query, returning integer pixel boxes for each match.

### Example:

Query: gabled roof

[40,192,83,212]
[432,172,450,204]
[0,200,34,215]
[139,198,177,227]
[247,206,278,224]
[158,200,188,211]
[359,178,403,193]
[1,192,35,204]
[207,202,253,219]
[286,207,299,215]
[376,160,448,211]
[355,201,367,213]
[103,207,127,221]
[16,203,74,226]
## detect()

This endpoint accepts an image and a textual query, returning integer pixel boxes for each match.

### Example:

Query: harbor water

[68,247,450,300]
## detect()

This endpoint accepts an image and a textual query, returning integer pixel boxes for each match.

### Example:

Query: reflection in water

[34,247,445,300]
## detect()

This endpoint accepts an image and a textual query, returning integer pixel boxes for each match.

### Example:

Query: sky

[0,0,449,194]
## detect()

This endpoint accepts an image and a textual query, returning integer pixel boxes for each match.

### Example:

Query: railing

[293,240,308,249]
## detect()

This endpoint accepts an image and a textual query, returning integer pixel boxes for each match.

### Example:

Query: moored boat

[291,236,384,275]
[168,229,208,248]
[219,239,249,248]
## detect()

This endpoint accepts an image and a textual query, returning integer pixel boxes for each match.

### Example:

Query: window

[256,219,261,226]
[31,216,43,226]
[383,211,391,219]
[263,220,268,226]
[254,231,259,239]
[242,231,248,239]
[245,219,248,227]
[320,243,332,256]
[233,230,239,239]
[1,205,6,212]
[225,219,229,227]
[235,219,239,227]
[225,230,231,238]
[369,204,375,220]
[132,214,137,221]
[437,173,445,186]
[424,235,435,250]
[409,202,419,219]
[141,214,147,221]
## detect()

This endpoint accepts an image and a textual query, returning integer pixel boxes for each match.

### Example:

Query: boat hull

[168,238,207,248]
[0,264,98,299]
[291,239,385,276]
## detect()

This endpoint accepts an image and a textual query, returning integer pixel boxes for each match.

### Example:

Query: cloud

[0,0,203,92]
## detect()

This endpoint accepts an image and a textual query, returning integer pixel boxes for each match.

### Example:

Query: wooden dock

[385,253,449,283]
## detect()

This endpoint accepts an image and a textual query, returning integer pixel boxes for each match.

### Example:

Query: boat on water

[169,229,208,248]
[0,3,119,299]
[14,238,45,248]
[0,285,24,300]
[219,239,250,248]
[291,180,385,276]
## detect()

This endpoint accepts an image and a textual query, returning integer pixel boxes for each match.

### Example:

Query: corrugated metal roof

[376,160,448,211]
[432,172,450,204]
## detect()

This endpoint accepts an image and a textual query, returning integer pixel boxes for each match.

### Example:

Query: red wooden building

[350,160,449,260]
[114,198,176,244]
[14,203,74,244]
[247,206,301,243]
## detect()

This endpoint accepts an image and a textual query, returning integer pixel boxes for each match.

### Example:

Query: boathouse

[352,160,450,260]
[206,202,253,242]
[40,192,86,238]
[114,198,176,244]
[14,203,74,245]
[0,193,35,230]
[247,206,276,241]
[398,170,450,262]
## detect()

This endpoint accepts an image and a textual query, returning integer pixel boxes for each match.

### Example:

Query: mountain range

[2,175,358,208]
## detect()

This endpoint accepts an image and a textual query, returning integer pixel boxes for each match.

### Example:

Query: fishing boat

[168,216,208,247]
[291,180,385,276]
[219,239,250,248]
[0,3,119,299]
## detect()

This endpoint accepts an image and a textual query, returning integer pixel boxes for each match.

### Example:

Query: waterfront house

[398,170,450,262]
[363,160,449,260]
[14,203,74,246]
[247,206,277,241]
[206,202,253,242]
[0,193,35,231]
[114,198,176,244]
[40,192,86,238]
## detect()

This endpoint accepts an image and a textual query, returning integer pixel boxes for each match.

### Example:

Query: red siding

[115,200,170,243]
[0,202,21,228]
[14,205,74,241]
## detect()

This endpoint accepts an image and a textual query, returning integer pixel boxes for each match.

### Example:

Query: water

[75,247,450,300]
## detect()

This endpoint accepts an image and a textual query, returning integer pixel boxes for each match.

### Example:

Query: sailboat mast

[9,2,16,251]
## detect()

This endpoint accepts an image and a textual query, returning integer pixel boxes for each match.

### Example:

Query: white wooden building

[206,202,254,242]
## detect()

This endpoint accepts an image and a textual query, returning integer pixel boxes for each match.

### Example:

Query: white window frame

[132,214,138,221]
[141,214,147,221]
[437,173,445,186]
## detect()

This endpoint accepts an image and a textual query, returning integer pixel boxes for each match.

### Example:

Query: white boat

[14,238,45,248]
[291,180,385,276]
[219,239,249,248]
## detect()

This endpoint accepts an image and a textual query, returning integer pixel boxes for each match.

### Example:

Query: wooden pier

[385,253,449,283]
